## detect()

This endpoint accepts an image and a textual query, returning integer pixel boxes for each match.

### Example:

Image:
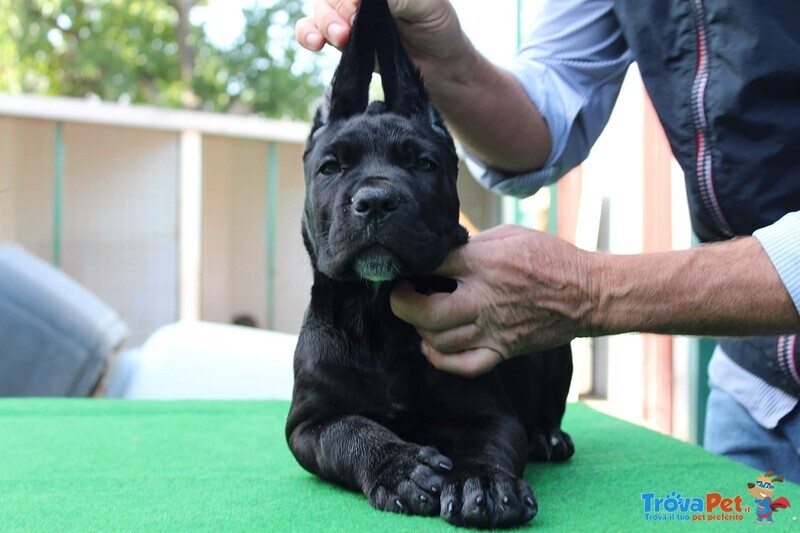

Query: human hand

[390,225,597,377]
[295,0,467,80]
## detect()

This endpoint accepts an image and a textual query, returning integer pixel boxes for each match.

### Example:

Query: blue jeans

[704,386,800,483]
[0,245,127,396]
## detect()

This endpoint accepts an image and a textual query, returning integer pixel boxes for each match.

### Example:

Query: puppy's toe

[366,444,451,517]
[410,463,445,497]
[488,477,538,528]
[529,428,575,463]
[369,478,440,516]
[439,479,460,524]
[517,478,538,523]
[487,477,525,528]
[397,480,439,515]
[460,477,490,528]
[369,486,406,514]
[549,429,575,462]
[441,473,537,528]
[416,445,453,472]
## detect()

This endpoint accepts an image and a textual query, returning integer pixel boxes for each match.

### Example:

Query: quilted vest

[613,0,800,395]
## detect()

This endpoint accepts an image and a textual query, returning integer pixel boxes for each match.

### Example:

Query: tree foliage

[0,0,325,120]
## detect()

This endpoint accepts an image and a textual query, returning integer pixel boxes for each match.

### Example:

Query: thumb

[469,224,527,242]
[433,245,471,278]
[422,342,503,378]
[388,0,450,22]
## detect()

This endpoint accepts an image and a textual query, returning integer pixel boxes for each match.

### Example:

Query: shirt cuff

[462,150,556,199]
[754,211,800,314]
[462,59,572,199]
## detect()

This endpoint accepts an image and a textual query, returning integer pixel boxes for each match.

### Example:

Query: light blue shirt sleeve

[754,212,800,315]
[463,0,800,320]
[464,0,633,198]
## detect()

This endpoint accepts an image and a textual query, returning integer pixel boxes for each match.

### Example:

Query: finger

[470,224,526,242]
[421,343,503,378]
[418,323,482,354]
[389,0,445,21]
[296,17,325,51]
[314,0,358,48]
[390,281,476,331]
[432,246,471,278]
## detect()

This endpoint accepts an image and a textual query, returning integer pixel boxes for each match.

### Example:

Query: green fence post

[689,337,716,445]
[266,142,278,330]
[53,122,64,267]
[687,232,715,445]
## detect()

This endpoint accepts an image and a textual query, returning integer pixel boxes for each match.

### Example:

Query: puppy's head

[302,0,467,282]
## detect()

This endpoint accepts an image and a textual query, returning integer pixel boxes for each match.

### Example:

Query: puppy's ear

[326,1,377,121]
[305,94,330,154]
[372,0,426,117]
[372,0,450,138]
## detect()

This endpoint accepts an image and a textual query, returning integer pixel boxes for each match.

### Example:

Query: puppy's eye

[414,158,438,172]
[319,160,341,176]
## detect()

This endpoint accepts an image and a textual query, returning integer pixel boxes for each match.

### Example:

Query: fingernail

[420,342,429,356]
[307,32,323,48]
[328,23,346,44]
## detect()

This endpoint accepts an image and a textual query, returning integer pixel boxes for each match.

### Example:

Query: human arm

[295,0,550,172]
[296,0,632,190]
[390,223,800,377]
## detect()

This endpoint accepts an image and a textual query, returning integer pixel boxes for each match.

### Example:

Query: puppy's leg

[500,345,575,463]
[287,414,452,516]
[440,416,538,528]
[425,371,537,528]
[533,345,575,462]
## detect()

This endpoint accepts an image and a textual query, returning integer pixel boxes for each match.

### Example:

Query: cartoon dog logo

[747,471,790,524]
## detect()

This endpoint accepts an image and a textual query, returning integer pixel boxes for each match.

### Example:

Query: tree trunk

[169,0,201,108]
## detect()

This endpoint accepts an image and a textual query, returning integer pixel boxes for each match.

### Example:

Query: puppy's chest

[314,289,431,419]
[349,332,429,418]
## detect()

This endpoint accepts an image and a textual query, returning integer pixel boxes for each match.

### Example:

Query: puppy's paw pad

[529,428,575,463]
[440,472,537,528]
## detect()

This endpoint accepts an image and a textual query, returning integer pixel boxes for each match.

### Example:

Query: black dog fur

[286,0,574,527]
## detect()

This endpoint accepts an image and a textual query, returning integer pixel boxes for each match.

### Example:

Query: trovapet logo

[746,471,791,524]
[641,491,746,523]
[641,470,792,524]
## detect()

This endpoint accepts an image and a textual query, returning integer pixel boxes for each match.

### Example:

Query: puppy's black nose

[351,186,399,220]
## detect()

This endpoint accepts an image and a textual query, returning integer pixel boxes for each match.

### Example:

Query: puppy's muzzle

[352,185,401,223]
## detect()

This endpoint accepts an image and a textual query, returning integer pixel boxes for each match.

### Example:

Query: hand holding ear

[296,0,467,80]
[296,0,359,50]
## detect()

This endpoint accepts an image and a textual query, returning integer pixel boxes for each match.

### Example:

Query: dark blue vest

[613,0,800,395]
[614,0,800,242]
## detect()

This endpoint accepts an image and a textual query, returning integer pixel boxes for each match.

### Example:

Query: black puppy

[286,0,574,528]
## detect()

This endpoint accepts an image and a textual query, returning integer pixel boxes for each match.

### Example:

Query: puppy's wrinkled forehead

[320,114,442,155]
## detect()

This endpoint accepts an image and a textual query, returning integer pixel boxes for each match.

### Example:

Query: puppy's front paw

[366,444,452,517]
[440,471,537,529]
[529,428,575,462]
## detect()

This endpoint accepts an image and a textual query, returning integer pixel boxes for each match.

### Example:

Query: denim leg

[704,386,800,482]
[777,403,800,476]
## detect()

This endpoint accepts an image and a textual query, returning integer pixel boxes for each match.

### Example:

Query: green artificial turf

[0,400,798,532]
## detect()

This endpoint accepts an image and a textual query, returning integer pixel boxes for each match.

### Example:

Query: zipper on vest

[690,0,734,238]
[778,335,800,389]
